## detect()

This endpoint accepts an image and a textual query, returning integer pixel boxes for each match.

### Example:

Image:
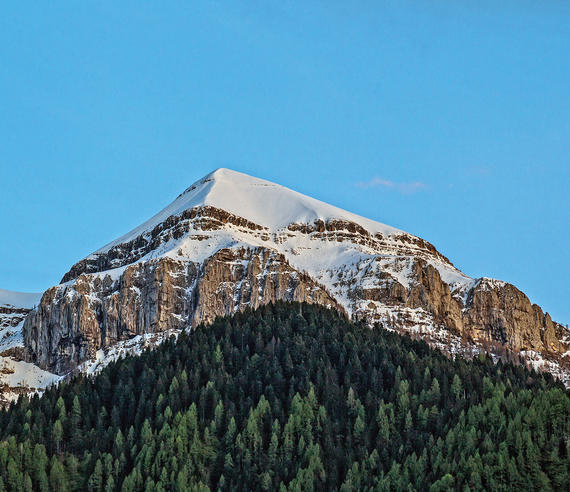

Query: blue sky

[1,2,568,323]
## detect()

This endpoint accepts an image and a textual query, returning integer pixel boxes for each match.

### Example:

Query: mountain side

[19,169,570,382]
[0,289,41,354]
[0,290,59,405]
[26,248,342,374]
[3,303,569,491]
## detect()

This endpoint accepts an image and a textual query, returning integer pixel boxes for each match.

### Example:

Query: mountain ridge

[1,168,568,401]
[94,167,404,255]
[61,168,457,285]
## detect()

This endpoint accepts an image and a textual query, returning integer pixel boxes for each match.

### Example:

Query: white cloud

[355,177,427,194]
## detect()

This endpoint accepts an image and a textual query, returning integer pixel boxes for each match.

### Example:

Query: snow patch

[78,330,179,376]
[0,356,61,403]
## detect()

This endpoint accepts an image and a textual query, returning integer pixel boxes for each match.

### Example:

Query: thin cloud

[356,177,427,194]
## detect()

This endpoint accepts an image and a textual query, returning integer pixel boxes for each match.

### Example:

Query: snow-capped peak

[95,168,403,254]
[9,168,570,395]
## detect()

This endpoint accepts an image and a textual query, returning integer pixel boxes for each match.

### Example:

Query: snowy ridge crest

[93,168,404,255]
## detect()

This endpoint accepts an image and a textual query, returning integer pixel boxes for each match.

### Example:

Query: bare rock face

[60,206,270,282]
[354,261,567,357]
[462,279,563,353]
[24,247,342,374]
[0,305,34,360]
[27,240,567,377]
[190,247,342,327]
[406,260,464,331]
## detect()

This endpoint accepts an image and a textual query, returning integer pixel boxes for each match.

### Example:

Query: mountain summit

[97,168,403,252]
[61,168,460,287]
[2,168,566,399]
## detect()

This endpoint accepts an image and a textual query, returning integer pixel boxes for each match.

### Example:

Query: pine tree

[49,457,70,492]
[451,374,462,402]
[88,459,103,492]
[52,420,64,455]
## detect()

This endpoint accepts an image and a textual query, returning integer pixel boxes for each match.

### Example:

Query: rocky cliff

[352,261,565,353]
[25,247,342,374]
[17,169,570,385]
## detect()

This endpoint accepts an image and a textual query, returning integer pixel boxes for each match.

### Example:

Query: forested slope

[0,302,568,491]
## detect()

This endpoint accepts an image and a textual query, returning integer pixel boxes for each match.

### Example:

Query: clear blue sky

[1,2,568,323]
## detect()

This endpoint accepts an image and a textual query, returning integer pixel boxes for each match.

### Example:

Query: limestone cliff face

[24,247,342,374]
[60,206,271,282]
[189,247,342,327]
[24,244,567,377]
[24,258,196,374]
[462,279,563,353]
[353,260,566,355]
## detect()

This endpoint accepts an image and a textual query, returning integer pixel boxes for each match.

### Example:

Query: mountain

[0,290,59,405]
[0,289,41,346]
[1,303,568,491]
[3,168,567,396]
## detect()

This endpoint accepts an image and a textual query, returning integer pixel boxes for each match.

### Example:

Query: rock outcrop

[353,261,565,354]
[0,305,32,332]
[462,278,564,353]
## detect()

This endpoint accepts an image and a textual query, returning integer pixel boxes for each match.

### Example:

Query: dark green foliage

[0,302,568,491]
